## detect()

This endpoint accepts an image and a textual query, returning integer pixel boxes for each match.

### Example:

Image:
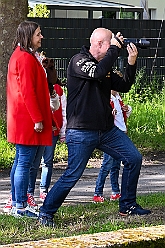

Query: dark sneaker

[119,204,151,216]
[38,215,55,228]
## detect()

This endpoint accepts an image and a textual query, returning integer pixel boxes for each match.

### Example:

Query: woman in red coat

[6,21,52,218]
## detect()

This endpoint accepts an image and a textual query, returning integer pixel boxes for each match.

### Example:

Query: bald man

[39,28,151,227]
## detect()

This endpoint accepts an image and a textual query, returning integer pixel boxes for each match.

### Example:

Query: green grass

[0,71,165,245]
[126,97,165,152]
[121,69,165,153]
[0,192,165,245]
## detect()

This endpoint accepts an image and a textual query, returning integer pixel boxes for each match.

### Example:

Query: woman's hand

[34,122,43,132]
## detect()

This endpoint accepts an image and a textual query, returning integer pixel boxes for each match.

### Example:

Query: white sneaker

[11,207,39,219]
[3,194,12,213]
[40,192,47,202]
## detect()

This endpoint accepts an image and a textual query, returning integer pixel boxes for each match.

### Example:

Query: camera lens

[123,38,150,49]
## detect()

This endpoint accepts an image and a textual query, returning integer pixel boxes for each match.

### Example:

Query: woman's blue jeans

[40,133,59,192]
[40,126,142,217]
[10,144,44,209]
[27,146,45,195]
[94,152,121,196]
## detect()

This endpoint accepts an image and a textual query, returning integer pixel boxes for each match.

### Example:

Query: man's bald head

[89,28,112,61]
[90,28,112,45]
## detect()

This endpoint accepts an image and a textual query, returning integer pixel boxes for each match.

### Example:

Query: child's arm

[59,92,67,142]
[122,104,132,118]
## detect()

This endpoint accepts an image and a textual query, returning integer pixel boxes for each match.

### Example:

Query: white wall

[105,0,165,20]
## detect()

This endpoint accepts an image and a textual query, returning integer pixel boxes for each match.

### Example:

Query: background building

[107,0,164,20]
[29,0,165,19]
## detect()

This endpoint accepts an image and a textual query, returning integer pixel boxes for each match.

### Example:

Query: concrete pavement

[0,157,165,212]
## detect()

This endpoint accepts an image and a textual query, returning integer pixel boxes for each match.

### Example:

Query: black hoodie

[66,45,136,131]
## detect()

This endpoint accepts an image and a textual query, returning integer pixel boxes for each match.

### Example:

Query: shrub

[123,67,163,103]
[0,119,15,169]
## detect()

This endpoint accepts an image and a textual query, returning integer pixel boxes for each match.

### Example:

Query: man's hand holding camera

[111,32,138,65]
[111,32,124,48]
[127,43,138,65]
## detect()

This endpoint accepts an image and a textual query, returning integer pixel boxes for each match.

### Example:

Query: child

[24,56,63,208]
[93,90,132,202]
[39,81,67,201]
[27,56,67,204]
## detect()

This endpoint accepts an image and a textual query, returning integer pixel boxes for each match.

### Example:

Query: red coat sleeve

[17,53,44,123]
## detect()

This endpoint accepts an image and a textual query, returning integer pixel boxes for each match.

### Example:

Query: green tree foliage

[102,11,116,18]
[28,4,50,17]
[120,11,134,19]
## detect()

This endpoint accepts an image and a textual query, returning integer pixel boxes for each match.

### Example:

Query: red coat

[7,47,52,146]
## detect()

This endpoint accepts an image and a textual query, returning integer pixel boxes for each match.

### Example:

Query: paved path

[0,157,165,212]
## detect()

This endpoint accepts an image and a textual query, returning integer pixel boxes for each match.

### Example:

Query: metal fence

[28,17,165,81]
[54,57,165,83]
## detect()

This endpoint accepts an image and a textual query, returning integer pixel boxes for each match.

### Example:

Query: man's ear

[98,40,102,48]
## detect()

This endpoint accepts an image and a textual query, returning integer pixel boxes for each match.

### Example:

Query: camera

[123,38,150,49]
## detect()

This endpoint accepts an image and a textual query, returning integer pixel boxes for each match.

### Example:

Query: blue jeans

[94,152,121,196]
[10,144,44,209]
[40,126,142,217]
[27,146,45,195]
[40,133,59,192]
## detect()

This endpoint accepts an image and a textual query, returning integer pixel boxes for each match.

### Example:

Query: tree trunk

[0,0,28,121]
